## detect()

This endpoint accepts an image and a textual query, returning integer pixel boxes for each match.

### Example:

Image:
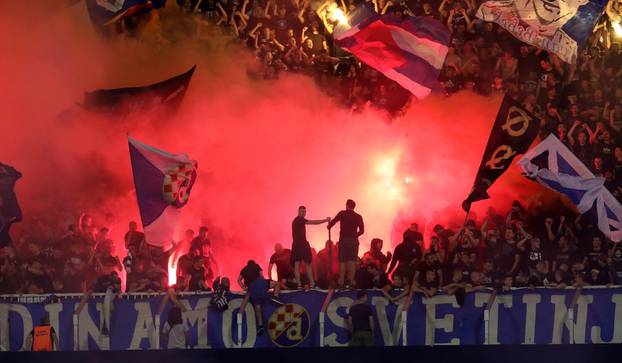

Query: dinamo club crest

[267,303,311,347]
[162,161,197,207]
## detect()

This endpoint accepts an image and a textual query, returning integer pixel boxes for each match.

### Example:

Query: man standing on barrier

[327,199,364,289]
[291,206,330,289]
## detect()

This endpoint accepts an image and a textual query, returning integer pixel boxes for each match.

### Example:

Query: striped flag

[128,137,198,249]
[334,6,450,99]
[86,0,167,29]
[519,135,622,242]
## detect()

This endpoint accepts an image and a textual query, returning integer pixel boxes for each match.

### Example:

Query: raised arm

[241,0,250,19]
[567,120,581,145]
[545,217,556,241]
[216,3,228,23]
[327,211,342,229]
[301,26,308,44]
[380,0,393,14]
[386,246,399,275]
[306,217,331,225]
[298,6,306,23]
[268,262,275,281]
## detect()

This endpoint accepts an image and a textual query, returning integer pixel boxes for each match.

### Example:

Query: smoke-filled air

[0,0,546,282]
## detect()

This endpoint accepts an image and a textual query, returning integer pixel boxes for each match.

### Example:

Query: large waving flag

[519,135,622,241]
[476,0,607,63]
[0,163,23,247]
[83,65,196,117]
[333,5,450,99]
[86,0,167,29]
[128,137,198,249]
[462,95,540,212]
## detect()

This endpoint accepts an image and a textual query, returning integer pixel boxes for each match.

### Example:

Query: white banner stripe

[387,25,448,70]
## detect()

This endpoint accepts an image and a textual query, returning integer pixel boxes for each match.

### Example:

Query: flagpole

[463,210,470,226]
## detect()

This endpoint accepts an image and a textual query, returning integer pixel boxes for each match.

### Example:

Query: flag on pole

[85,0,167,29]
[462,95,540,212]
[83,65,196,117]
[0,163,22,247]
[333,5,450,99]
[475,0,608,63]
[128,137,197,249]
[519,134,622,242]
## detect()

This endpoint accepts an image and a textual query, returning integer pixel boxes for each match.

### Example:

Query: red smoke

[0,1,542,283]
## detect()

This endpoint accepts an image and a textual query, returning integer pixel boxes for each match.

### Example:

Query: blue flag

[519,134,622,241]
[85,0,167,29]
[128,137,198,249]
[333,5,450,99]
[0,163,22,247]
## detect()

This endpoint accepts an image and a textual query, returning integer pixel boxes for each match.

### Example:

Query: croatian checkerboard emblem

[162,161,197,207]
[267,303,310,347]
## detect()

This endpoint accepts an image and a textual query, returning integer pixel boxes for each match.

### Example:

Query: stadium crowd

[2,199,622,296]
[4,0,622,296]
[173,0,622,123]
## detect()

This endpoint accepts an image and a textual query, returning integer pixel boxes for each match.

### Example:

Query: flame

[614,21,622,37]
[329,6,349,26]
[168,253,178,286]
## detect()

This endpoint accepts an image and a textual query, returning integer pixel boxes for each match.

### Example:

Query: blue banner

[2,287,622,351]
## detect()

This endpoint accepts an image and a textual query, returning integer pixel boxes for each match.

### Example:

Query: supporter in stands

[187,256,210,291]
[610,242,622,284]
[361,238,392,271]
[316,240,339,289]
[176,247,197,289]
[171,229,195,270]
[211,276,230,311]
[414,252,443,289]
[382,274,411,303]
[126,260,151,292]
[354,261,388,289]
[387,226,422,282]
[496,228,524,277]
[0,245,21,293]
[191,226,219,286]
[413,269,440,298]
[268,243,295,288]
[238,260,280,336]
[124,221,145,251]
[92,271,122,293]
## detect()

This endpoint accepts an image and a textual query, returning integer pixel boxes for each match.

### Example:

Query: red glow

[0,3,541,284]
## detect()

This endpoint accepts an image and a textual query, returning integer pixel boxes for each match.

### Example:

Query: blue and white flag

[86,0,167,29]
[128,137,197,249]
[476,0,607,63]
[519,134,622,241]
[333,5,450,99]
